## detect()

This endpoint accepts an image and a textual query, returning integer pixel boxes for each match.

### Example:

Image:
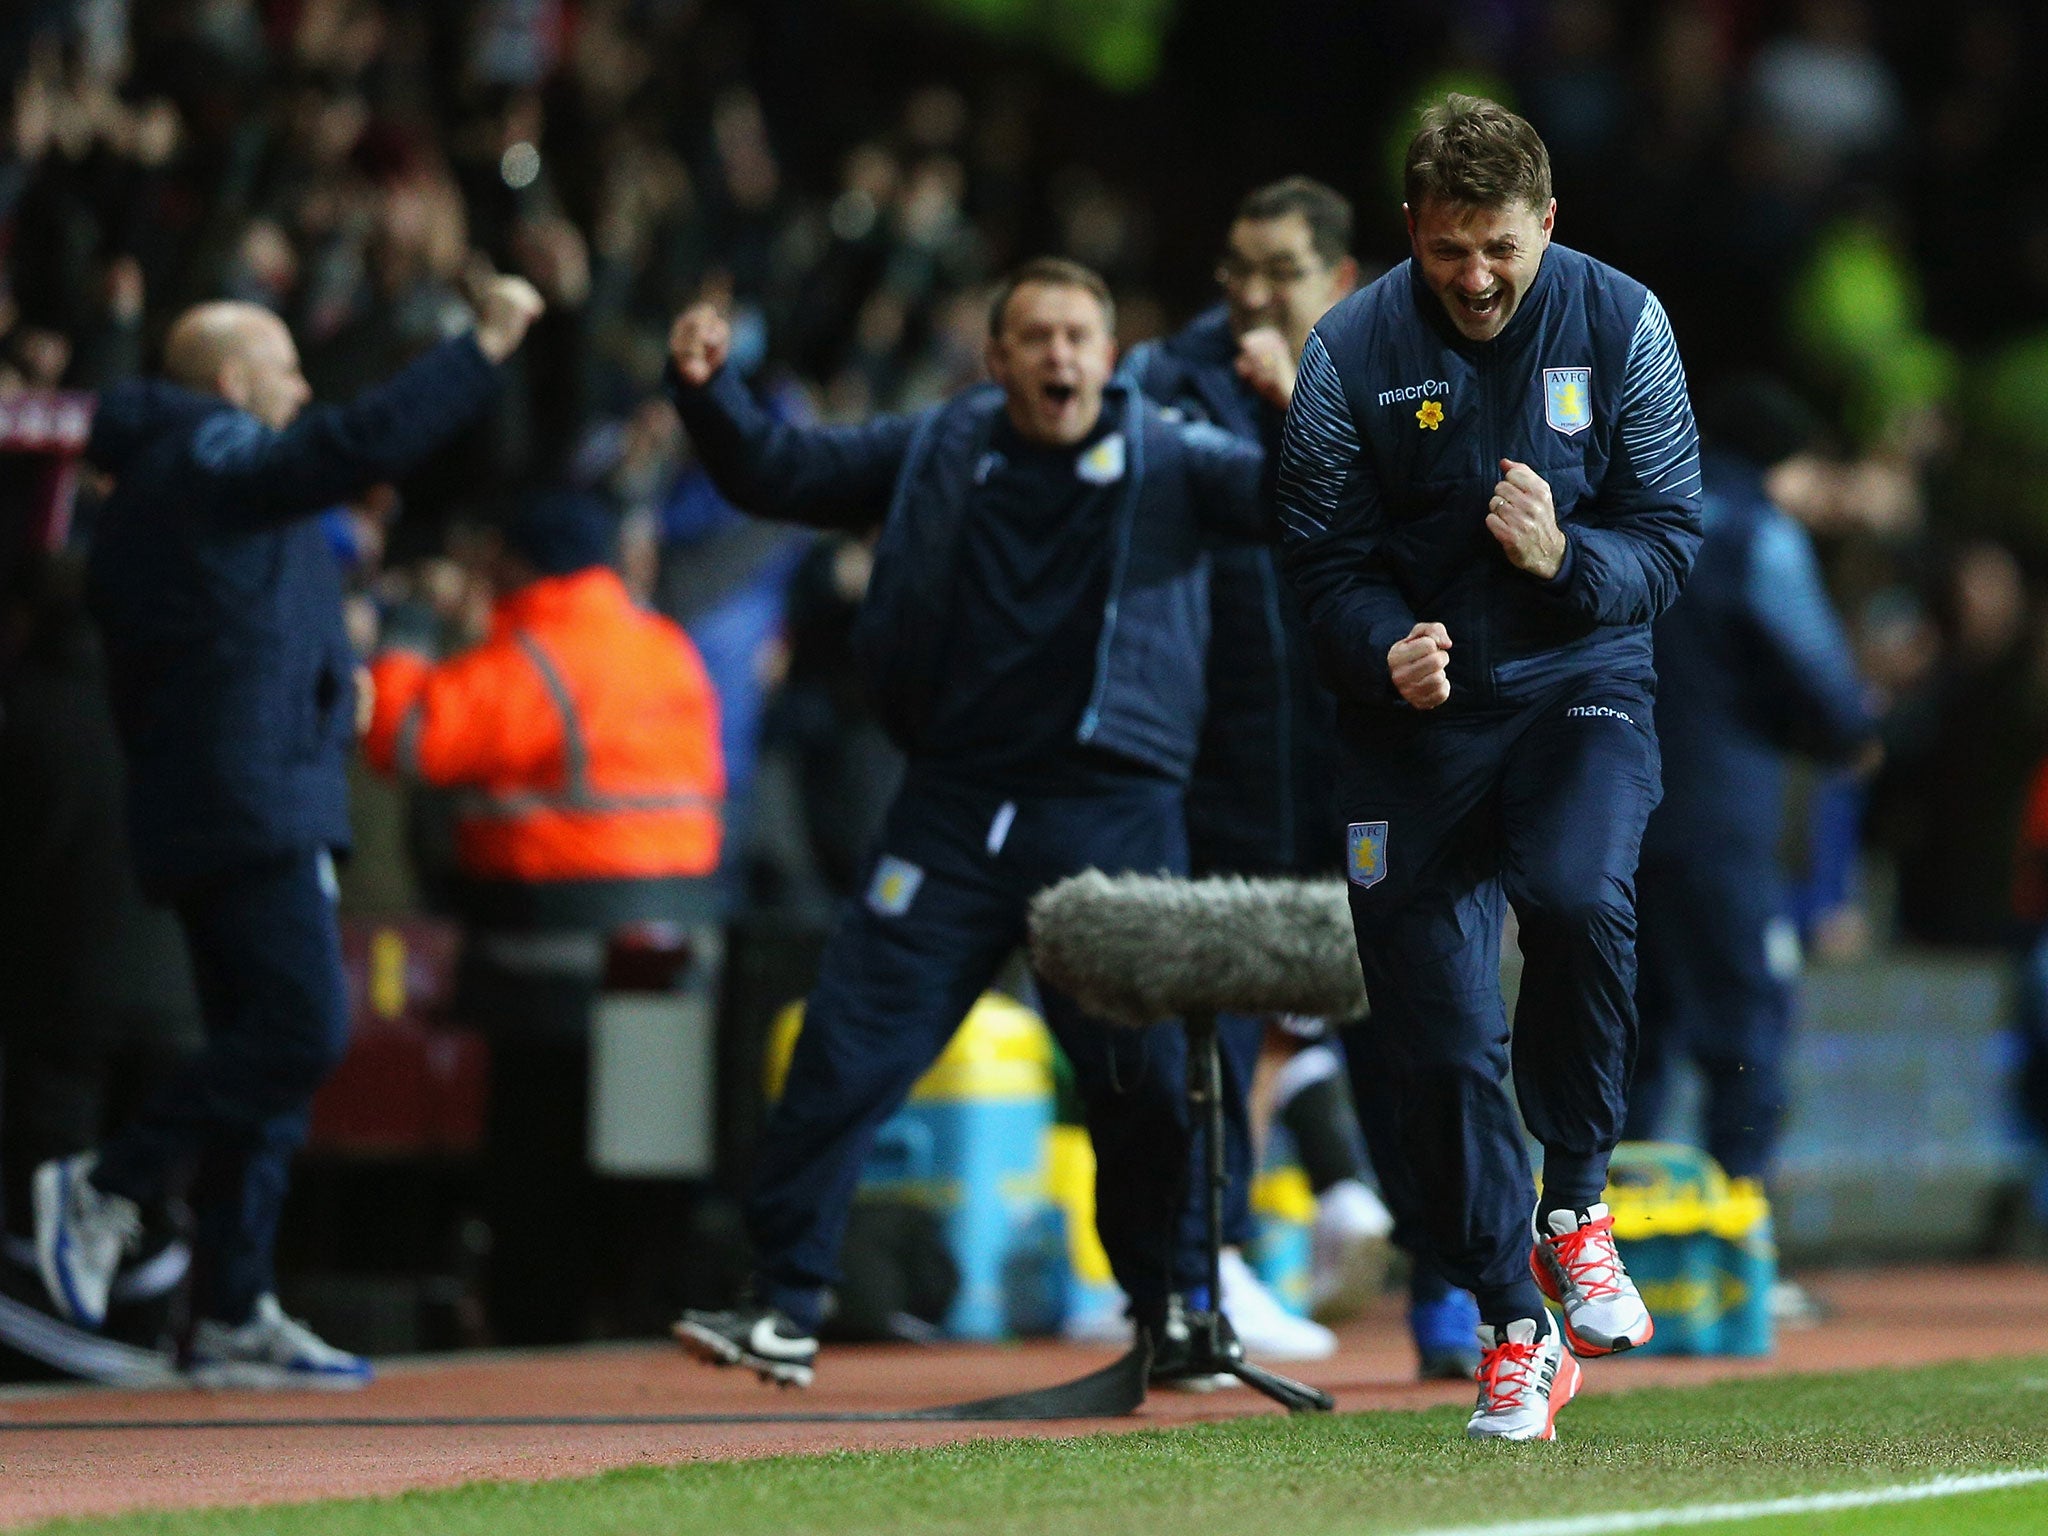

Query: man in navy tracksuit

[1624,380,1876,1184]
[36,282,542,1386]
[1276,97,1702,1440]
[666,259,1267,1387]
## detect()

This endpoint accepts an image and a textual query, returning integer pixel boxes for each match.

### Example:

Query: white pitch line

[1399,1467,2048,1536]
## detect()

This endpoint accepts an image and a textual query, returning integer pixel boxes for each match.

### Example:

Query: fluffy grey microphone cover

[1027,872,1367,1029]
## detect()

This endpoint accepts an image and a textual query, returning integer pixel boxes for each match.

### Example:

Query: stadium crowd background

[4,0,2048,1344]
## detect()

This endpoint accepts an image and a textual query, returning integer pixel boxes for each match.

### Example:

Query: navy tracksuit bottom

[749,766,1195,1333]
[91,850,352,1325]
[1625,855,1795,1181]
[1338,677,1660,1327]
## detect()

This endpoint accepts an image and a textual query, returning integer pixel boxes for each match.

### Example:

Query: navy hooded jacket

[667,365,1264,782]
[1276,244,1703,713]
[1640,448,1875,871]
[1124,305,1336,873]
[86,334,501,893]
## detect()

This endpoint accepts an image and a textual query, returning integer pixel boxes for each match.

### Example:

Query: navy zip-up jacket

[1641,447,1875,871]
[1124,306,1335,872]
[1276,244,1703,712]
[667,365,1264,781]
[86,335,502,894]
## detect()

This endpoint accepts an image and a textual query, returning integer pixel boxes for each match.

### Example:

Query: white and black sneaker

[673,1305,818,1388]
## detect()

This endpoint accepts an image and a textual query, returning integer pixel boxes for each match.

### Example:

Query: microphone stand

[1184,1011,1333,1413]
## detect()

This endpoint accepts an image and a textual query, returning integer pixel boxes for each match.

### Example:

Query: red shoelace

[1547,1212,1625,1299]
[1476,1333,1541,1415]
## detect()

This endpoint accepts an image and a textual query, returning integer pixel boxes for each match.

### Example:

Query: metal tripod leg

[1186,1012,1334,1414]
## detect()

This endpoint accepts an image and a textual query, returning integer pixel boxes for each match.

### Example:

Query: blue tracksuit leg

[90,850,352,1325]
[1339,680,1659,1326]
[748,771,1192,1330]
[1627,856,1794,1181]
[1499,682,1662,1211]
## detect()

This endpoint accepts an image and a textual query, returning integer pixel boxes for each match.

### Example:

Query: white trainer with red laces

[1530,1202,1654,1356]
[1465,1313,1581,1441]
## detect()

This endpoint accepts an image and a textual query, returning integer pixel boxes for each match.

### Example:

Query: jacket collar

[492,566,630,633]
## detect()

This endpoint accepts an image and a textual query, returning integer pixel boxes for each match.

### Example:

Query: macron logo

[1566,705,1635,724]
[1378,379,1450,406]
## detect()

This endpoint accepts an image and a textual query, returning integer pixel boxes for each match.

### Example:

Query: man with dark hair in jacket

[665,257,1266,1388]
[35,279,542,1387]
[1277,96,1703,1439]
[1624,377,1877,1193]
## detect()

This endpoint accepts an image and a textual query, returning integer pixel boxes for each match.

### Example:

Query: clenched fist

[668,304,731,387]
[1388,621,1453,710]
[472,274,546,363]
[1486,459,1567,580]
[1234,326,1298,410]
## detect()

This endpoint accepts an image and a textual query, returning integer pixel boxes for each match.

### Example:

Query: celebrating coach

[664,258,1266,1388]
[1275,96,1703,1440]
[35,278,542,1386]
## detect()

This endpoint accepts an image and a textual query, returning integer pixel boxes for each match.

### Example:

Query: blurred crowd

[0,0,2043,1355]
[4,0,2046,953]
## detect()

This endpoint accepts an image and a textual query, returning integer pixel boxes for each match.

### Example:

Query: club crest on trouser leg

[866,855,925,917]
[1346,822,1388,889]
[1544,367,1592,436]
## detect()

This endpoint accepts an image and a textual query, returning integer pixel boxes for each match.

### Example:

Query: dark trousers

[1627,855,1796,1182]
[1338,678,1660,1325]
[92,851,351,1325]
[749,767,1193,1331]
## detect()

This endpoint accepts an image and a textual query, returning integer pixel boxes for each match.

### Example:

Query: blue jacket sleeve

[1275,329,1417,705]
[1177,418,1269,541]
[1535,293,1704,626]
[665,363,915,533]
[1746,512,1877,761]
[191,335,502,527]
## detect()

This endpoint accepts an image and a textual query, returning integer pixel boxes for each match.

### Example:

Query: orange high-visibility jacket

[365,568,724,908]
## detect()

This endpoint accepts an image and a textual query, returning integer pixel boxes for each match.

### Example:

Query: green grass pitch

[29,1355,2048,1536]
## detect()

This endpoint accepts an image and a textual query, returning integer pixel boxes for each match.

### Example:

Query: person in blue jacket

[664,257,1267,1388]
[1127,176,1471,1375]
[1275,96,1703,1440]
[34,279,544,1387]
[1624,376,1878,1188]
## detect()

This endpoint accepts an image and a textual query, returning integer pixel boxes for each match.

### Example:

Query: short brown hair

[988,257,1115,339]
[1403,94,1552,213]
[1235,176,1353,265]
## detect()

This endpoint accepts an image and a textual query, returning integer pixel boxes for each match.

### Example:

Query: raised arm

[198,277,542,527]
[1276,329,1419,706]
[664,305,915,533]
[1537,293,1704,626]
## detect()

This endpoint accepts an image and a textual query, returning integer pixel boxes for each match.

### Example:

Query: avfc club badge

[866,855,925,917]
[1346,821,1388,889]
[1544,367,1592,436]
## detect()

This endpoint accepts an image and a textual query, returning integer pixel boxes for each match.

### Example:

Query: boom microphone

[1027,872,1366,1028]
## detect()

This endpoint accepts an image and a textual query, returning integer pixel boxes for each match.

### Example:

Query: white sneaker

[1466,1313,1581,1441]
[189,1295,373,1390]
[32,1153,141,1329]
[1310,1179,1394,1321]
[1219,1248,1337,1361]
[1530,1202,1653,1357]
